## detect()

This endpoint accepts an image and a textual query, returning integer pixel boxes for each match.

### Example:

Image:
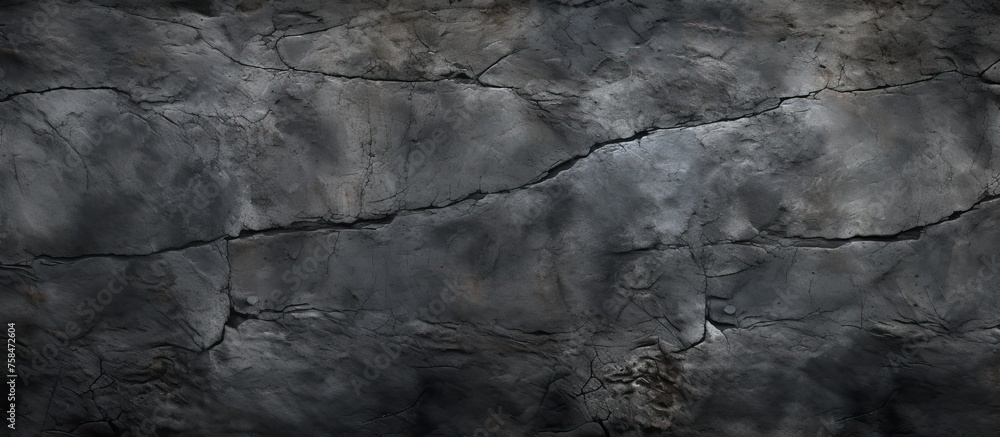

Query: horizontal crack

[0,71,977,265]
[760,192,1000,248]
[0,86,135,104]
[15,217,391,267]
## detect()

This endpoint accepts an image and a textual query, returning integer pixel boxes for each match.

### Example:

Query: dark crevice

[978,58,1000,83]
[762,230,922,249]
[28,237,229,265]
[531,128,661,184]
[827,70,958,93]
[224,311,252,330]
[673,319,712,353]
[774,192,1000,247]
[595,418,611,437]
[14,216,390,266]
[0,71,983,265]
[0,86,135,103]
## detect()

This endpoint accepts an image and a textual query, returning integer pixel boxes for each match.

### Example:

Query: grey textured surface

[2,0,1000,435]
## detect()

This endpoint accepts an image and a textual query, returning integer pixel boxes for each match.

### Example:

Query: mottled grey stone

[2,0,1000,436]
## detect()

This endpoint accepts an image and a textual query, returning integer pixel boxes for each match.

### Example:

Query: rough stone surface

[2,0,1000,435]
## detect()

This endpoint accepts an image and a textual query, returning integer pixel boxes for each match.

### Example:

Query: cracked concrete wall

[1,0,1000,435]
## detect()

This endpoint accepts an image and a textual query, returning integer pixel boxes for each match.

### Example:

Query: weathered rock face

[2,0,1000,435]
